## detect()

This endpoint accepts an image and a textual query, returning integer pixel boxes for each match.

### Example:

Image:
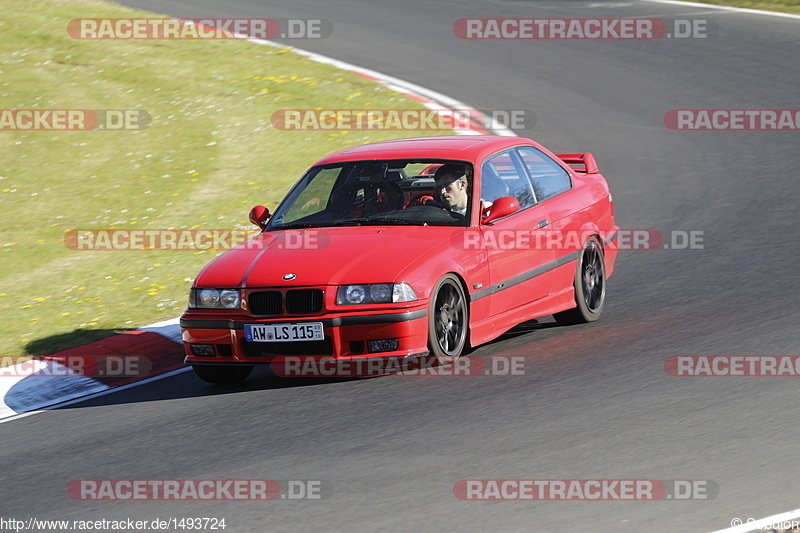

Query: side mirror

[481,196,519,224]
[249,205,271,229]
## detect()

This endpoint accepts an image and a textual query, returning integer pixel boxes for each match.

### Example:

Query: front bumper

[181,306,429,365]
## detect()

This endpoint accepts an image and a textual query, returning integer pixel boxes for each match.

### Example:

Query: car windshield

[266,159,473,229]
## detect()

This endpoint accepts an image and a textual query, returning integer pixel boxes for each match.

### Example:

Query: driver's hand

[408,195,435,208]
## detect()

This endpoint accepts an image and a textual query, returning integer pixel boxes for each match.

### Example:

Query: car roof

[312,135,538,166]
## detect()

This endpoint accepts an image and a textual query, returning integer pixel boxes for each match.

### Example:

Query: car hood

[194,226,460,288]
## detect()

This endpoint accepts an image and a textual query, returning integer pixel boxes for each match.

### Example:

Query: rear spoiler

[556,153,599,174]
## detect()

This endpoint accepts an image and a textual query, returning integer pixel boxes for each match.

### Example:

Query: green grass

[0,0,445,356]
[691,0,800,14]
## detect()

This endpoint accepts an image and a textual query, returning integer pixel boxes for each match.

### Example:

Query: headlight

[189,288,242,309]
[345,285,367,304]
[337,283,417,305]
[199,289,220,307]
[370,284,392,302]
[219,290,240,309]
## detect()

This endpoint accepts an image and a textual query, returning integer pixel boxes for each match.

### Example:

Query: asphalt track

[2,1,800,532]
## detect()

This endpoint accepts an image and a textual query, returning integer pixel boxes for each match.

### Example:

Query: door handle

[538,219,549,228]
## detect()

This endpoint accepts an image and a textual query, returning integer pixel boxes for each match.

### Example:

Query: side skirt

[468,287,575,347]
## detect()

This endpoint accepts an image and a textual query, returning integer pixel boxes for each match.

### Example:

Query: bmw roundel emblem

[283,273,296,281]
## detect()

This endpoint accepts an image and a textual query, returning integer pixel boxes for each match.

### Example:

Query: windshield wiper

[330,218,372,226]
[332,218,424,226]
[372,218,427,226]
[269,222,326,230]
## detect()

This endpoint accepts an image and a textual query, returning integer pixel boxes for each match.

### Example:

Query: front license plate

[244,322,324,342]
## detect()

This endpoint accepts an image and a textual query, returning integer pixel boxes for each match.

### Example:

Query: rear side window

[517,147,572,201]
[482,151,536,209]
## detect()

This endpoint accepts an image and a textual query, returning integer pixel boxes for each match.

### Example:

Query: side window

[517,147,572,201]
[482,151,536,210]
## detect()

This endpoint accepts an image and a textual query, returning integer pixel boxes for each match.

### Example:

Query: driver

[433,164,469,216]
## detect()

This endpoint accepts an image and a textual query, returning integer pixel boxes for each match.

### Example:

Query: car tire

[192,364,253,384]
[428,274,468,365]
[553,236,606,325]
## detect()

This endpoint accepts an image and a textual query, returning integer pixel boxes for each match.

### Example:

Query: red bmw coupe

[181,135,618,383]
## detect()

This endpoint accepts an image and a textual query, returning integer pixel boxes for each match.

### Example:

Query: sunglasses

[435,177,464,191]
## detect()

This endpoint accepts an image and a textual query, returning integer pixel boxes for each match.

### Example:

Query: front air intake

[248,291,283,315]
[286,289,324,314]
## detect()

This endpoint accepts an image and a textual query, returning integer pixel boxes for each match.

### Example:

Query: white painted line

[641,0,800,20]
[707,507,800,532]
[0,367,191,425]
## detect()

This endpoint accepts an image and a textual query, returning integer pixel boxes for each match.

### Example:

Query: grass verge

[0,0,444,356]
